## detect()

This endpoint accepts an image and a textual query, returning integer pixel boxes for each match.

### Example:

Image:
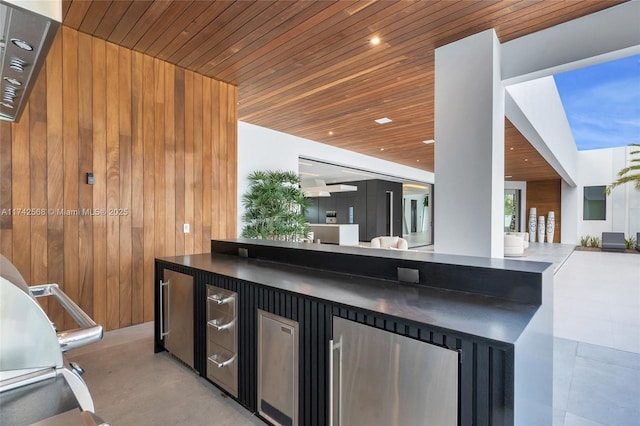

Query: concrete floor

[66,248,640,426]
[68,322,264,426]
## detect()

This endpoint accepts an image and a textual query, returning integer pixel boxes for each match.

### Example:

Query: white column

[434,30,505,258]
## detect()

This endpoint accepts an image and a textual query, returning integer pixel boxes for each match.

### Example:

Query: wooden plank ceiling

[62,0,624,182]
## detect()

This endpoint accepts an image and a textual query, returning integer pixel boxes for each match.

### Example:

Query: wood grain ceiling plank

[155,1,238,62]
[240,62,431,119]
[144,1,213,58]
[299,74,430,117]
[236,2,500,121]
[200,1,363,79]
[175,0,280,71]
[191,2,340,79]
[132,1,194,52]
[63,0,92,30]
[107,1,154,45]
[236,1,441,100]
[62,0,91,30]
[77,1,113,35]
[62,0,71,21]
[93,1,135,40]
[210,0,410,83]
[119,0,173,50]
[258,85,433,137]
[207,0,366,76]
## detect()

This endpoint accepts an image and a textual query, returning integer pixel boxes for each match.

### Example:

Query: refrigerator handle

[329,338,342,426]
[159,279,170,338]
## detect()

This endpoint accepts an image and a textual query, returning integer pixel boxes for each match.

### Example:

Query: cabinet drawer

[207,341,238,398]
[206,288,236,319]
[206,286,236,303]
[207,298,235,322]
[207,317,236,352]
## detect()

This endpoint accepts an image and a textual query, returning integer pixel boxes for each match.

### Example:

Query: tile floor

[550,250,640,426]
[67,248,640,426]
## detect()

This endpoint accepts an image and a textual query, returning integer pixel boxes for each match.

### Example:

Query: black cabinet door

[305,198,320,223]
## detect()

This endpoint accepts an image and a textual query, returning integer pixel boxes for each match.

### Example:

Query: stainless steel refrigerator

[160,269,194,368]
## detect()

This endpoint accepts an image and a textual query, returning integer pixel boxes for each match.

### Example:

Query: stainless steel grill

[0,254,107,425]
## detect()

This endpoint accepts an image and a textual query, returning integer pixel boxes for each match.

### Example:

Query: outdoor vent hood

[0,0,61,122]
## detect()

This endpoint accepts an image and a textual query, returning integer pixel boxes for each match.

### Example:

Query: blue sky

[554,54,640,151]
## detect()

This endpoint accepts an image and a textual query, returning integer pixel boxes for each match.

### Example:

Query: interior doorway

[504,189,521,232]
[402,183,433,247]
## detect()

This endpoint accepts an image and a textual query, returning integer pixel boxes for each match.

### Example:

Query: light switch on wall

[183,224,190,233]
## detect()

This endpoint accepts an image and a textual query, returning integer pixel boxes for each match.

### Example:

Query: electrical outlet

[397,267,419,283]
[183,224,190,233]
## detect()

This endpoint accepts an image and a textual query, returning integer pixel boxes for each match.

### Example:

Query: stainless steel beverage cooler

[0,254,106,425]
[329,316,459,426]
[257,310,299,426]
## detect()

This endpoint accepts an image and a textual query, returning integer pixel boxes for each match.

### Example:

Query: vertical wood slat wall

[0,26,238,331]
[526,179,562,243]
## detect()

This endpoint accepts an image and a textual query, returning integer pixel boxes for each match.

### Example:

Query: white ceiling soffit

[0,0,62,122]
[501,1,640,85]
[302,183,358,197]
[505,78,578,187]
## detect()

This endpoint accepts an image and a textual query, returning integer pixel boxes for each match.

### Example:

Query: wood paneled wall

[526,180,561,243]
[0,27,237,331]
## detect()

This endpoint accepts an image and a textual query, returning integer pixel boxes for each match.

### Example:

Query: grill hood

[0,0,60,122]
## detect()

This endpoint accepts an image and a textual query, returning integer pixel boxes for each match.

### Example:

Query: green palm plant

[606,143,640,194]
[241,170,309,241]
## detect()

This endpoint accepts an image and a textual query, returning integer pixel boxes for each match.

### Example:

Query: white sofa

[370,236,409,250]
[504,232,529,256]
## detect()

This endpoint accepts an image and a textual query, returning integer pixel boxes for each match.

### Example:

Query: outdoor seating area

[504,232,530,257]
[370,236,409,250]
[601,232,626,252]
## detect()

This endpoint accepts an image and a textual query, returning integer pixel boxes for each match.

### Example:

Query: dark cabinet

[305,179,401,241]
[155,258,517,426]
[305,198,320,223]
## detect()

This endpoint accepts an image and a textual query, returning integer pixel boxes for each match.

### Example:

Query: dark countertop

[158,252,540,346]
[216,238,551,274]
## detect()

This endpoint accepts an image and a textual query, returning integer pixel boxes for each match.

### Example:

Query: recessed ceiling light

[380,148,385,151]
[422,139,435,144]
[416,159,420,162]
[505,175,513,178]
[370,36,381,45]
[524,159,528,162]
[375,117,392,124]
[328,131,334,135]
[3,77,21,86]
[11,38,33,51]
[509,147,514,151]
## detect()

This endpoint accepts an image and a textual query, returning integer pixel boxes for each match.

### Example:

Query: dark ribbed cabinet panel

[155,260,513,426]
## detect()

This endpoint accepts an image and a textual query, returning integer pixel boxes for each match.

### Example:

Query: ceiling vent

[0,0,61,122]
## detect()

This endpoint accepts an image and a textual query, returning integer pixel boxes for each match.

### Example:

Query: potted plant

[241,170,310,241]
